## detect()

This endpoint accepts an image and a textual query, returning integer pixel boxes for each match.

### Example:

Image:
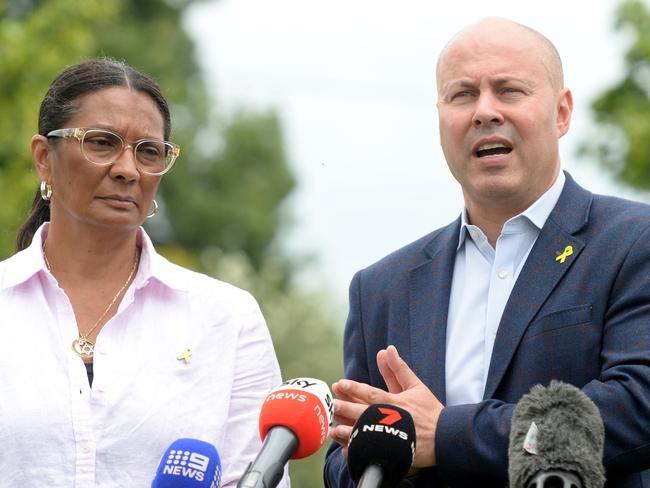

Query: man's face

[436,24,572,216]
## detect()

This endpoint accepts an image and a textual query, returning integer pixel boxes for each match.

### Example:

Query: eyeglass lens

[81,129,173,174]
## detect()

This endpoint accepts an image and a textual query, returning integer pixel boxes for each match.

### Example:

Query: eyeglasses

[46,127,180,176]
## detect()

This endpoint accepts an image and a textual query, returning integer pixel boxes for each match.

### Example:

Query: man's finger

[385,345,422,390]
[333,398,368,425]
[377,348,402,393]
[334,379,390,405]
[333,414,356,427]
[332,381,361,403]
[330,424,353,447]
[330,425,351,460]
[333,401,358,427]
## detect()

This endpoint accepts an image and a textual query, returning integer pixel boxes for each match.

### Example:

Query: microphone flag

[151,438,222,488]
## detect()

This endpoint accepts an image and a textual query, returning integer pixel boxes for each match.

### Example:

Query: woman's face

[34,86,166,233]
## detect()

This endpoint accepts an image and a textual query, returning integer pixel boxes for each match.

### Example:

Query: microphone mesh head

[347,403,416,487]
[508,381,605,488]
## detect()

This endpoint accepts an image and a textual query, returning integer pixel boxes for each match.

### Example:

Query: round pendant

[72,337,95,359]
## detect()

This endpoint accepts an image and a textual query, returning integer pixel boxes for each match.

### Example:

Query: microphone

[508,381,605,488]
[347,404,416,488]
[237,377,334,488]
[151,438,222,488]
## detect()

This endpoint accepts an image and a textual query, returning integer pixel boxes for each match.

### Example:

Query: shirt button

[469,229,479,240]
[82,445,92,454]
[498,269,508,279]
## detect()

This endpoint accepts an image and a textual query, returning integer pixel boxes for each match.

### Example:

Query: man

[324,17,650,487]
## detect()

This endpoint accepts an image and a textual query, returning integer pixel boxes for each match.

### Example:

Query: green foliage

[580,0,650,189]
[0,0,343,485]
[163,110,295,270]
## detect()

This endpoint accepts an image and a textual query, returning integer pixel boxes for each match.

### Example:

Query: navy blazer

[325,173,650,487]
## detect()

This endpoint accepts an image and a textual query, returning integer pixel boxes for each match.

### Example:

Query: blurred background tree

[581,0,650,190]
[0,0,342,484]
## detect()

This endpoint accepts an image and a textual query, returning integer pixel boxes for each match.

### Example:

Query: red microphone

[238,378,333,488]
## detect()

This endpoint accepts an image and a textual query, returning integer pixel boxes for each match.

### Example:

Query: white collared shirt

[445,171,565,406]
[0,223,288,488]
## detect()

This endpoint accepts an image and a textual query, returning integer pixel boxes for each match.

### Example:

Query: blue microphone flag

[152,438,222,488]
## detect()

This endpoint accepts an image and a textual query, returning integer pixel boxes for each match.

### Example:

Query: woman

[0,58,287,487]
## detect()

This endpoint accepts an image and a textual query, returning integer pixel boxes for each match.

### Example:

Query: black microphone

[508,381,605,488]
[347,404,416,488]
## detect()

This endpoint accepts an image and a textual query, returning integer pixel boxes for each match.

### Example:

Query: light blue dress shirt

[445,171,566,406]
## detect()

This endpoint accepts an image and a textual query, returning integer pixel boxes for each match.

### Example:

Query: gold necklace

[43,246,140,360]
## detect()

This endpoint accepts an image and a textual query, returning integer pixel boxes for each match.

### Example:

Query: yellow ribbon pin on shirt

[555,245,573,264]
[177,348,192,363]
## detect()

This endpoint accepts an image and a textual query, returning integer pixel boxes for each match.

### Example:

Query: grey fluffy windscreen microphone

[508,381,606,488]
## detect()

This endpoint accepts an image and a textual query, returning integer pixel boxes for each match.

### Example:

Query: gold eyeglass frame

[46,127,180,176]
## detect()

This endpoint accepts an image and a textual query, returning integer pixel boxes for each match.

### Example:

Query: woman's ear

[31,134,52,181]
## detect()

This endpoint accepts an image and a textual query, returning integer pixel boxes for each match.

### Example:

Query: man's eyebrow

[491,76,534,87]
[442,76,534,91]
[440,79,476,93]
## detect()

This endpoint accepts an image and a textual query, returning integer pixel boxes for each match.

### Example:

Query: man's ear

[556,88,573,139]
[32,135,52,181]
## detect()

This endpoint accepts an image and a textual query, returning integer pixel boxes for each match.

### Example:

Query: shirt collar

[132,228,191,292]
[0,223,49,290]
[457,211,472,251]
[457,170,566,250]
[519,170,566,230]
[1,223,190,293]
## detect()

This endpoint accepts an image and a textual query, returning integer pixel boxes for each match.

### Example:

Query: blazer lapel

[483,173,592,399]
[409,219,460,404]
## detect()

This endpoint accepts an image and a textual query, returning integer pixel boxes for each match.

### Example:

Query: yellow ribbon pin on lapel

[555,245,573,264]
[177,348,192,363]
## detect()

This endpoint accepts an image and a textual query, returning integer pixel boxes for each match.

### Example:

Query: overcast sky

[185,1,646,304]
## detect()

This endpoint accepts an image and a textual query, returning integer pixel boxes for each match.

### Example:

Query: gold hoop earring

[146,199,158,219]
[40,181,52,201]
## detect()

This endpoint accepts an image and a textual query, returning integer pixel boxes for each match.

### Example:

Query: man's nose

[472,93,504,128]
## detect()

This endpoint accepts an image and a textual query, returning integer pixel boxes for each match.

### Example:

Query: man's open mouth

[475,142,512,158]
